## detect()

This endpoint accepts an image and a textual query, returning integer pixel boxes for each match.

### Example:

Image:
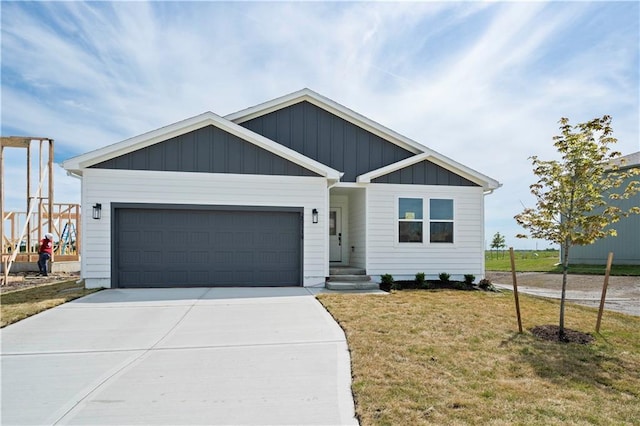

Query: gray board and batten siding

[112,204,303,288]
[238,101,415,182]
[372,160,480,186]
[239,101,478,185]
[91,125,320,177]
[92,100,477,186]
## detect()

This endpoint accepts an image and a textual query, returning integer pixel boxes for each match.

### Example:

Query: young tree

[514,115,639,339]
[490,232,506,259]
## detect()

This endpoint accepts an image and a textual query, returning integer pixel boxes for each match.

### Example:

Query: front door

[329,208,342,262]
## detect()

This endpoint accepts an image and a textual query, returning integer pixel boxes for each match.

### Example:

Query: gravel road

[486,271,640,316]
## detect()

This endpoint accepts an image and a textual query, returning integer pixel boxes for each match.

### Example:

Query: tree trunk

[560,240,570,340]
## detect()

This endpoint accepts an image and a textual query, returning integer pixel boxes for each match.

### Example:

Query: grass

[318,290,640,425]
[1,281,100,327]
[485,250,640,275]
[549,263,640,276]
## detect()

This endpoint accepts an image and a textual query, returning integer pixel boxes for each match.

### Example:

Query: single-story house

[566,151,640,265]
[62,88,501,289]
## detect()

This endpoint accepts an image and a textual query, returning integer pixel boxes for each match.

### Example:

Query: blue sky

[2,1,639,249]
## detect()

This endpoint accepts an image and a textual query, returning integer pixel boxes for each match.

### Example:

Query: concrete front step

[329,266,366,276]
[325,281,380,291]
[327,274,372,282]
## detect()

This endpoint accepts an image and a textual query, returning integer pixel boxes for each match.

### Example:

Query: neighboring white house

[62,88,501,289]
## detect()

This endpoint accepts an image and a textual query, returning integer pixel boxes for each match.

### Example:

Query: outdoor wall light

[92,203,102,220]
[312,208,319,224]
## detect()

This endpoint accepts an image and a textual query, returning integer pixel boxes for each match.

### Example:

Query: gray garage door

[114,206,302,288]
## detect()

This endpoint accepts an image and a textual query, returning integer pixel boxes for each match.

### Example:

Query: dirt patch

[486,271,640,316]
[1,272,81,294]
[530,325,595,344]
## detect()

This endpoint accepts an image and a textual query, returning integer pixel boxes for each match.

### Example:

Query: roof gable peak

[225,88,427,155]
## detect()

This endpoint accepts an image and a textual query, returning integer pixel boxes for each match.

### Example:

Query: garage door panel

[189,270,209,283]
[166,251,188,263]
[115,207,301,288]
[190,251,209,263]
[189,232,209,245]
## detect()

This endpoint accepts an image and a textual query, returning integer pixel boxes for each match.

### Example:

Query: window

[430,199,453,243]
[399,198,423,242]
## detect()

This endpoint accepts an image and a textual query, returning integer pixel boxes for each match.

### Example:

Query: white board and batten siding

[366,184,486,281]
[81,168,328,288]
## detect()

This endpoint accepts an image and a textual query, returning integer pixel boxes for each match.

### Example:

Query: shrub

[478,278,497,292]
[380,274,394,292]
[464,274,476,285]
[439,272,451,282]
[415,272,426,286]
[381,274,394,285]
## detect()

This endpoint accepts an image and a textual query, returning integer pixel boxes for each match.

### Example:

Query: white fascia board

[62,111,341,179]
[358,152,501,190]
[428,153,501,190]
[357,153,432,183]
[225,88,426,155]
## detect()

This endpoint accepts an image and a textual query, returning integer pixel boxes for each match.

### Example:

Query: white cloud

[2,1,638,249]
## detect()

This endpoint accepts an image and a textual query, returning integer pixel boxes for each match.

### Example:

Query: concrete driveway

[1,288,358,425]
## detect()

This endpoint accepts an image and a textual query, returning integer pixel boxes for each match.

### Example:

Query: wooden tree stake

[509,247,523,333]
[596,252,614,333]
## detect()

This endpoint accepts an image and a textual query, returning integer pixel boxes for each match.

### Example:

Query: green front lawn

[485,250,640,275]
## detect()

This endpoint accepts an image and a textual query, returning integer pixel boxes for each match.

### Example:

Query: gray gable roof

[227,88,501,191]
[90,124,320,177]
[238,101,414,182]
[62,111,342,180]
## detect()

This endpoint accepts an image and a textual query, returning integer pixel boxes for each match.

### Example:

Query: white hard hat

[45,233,54,239]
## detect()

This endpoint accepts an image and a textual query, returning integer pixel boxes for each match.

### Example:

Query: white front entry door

[329,208,342,262]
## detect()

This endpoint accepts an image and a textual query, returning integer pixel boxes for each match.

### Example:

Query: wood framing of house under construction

[1,136,81,283]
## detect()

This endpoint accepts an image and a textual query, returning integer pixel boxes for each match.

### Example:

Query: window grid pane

[430,199,453,220]
[430,222,453,243]
[399,198,423,220]
[399,222,423,243]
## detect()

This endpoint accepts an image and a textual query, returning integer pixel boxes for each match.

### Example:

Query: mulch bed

[380,280,497,293]
[530,325,595,344]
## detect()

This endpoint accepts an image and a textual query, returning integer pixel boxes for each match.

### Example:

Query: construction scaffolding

[1,136,81,284]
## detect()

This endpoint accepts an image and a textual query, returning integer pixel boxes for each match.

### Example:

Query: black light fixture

[92,203,102,220]
[312,208,319,224]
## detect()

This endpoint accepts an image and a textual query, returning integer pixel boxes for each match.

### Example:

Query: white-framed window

[429,199,454,243]
[398,197,423,243]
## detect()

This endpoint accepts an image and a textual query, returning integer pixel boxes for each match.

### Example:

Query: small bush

[380,274,394,292]
[415,272,426,286]
[439,272,451,282]
[464,274,475,285]
[381,274,394,285]
[478,278,497,292]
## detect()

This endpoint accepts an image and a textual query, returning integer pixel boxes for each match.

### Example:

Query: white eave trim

[357,152,501,190]
[225,88,426,155]
[62,111,341,180]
